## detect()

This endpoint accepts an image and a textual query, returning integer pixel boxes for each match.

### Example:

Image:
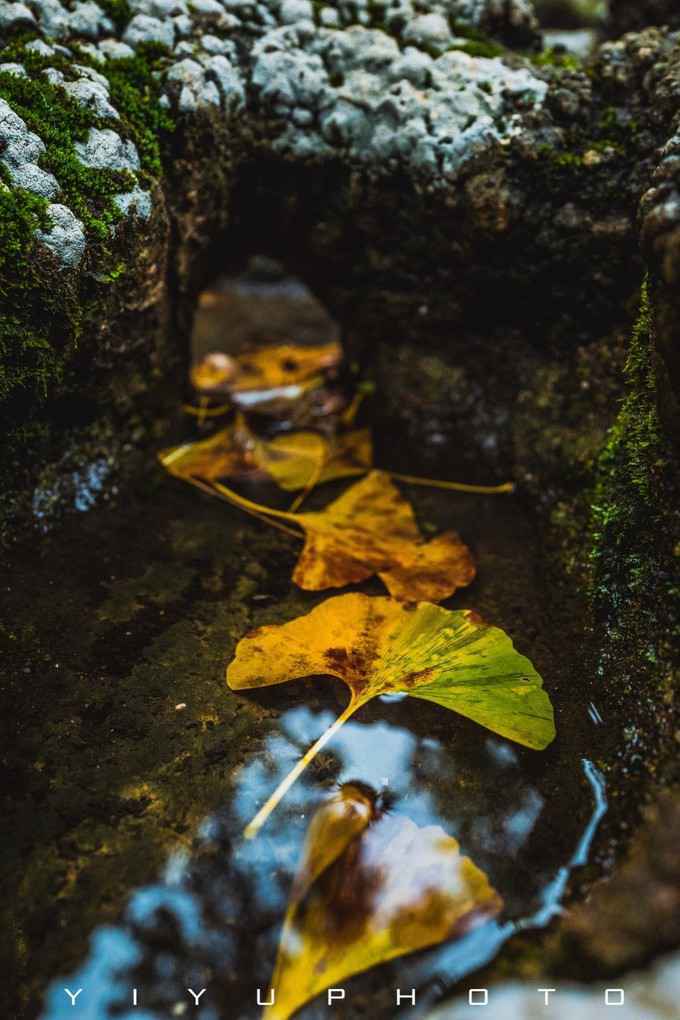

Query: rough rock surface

[4,0,680,497]
[2,2,680,1017]
[563,789,680,971]
[0,0,547,271]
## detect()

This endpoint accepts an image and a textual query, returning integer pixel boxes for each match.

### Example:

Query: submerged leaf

[190,351,238,394]
[227,593,555,836]
[265,786,502,1020]
[191,342,342,397]
[254,428,372,492]
[290,783,376,902]
[159,417,256,482]
[159,414,371,492]
[291,470,475,601]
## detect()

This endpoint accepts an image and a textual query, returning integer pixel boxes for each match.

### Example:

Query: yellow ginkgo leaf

[265,786,502,1020]
[290,470,475,600]
[191,342,342,396]
[227,593,555,837]
[203,470,474,599]
[158,417,256,482]
[159,419,372,492]
[253,428,372,492]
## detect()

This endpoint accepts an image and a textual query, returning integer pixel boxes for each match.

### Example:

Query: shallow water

[41,713,606,1020]
[5,267,618,1020]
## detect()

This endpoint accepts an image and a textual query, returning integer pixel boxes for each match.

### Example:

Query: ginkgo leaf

[254,428,372,492]
[290,783,376,903]
[191,342,342,396]
[159,418,372,492]
[227,593,555,837]
[158,417,257,482]
[190,351,238,394]
[289,471,475,600]
[265,786,502,1020]
[163,465,474,600]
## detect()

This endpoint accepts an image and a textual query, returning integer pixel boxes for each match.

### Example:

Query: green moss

[455,37,505,58]
[539,145,585,168]
[449,20,506,57]
[97,43,175,177]
[591,285,663,574]
[589,282,680,667]
[0,318,66,402]
[97,0,133,33]
[0,169,50,281]
[596,105,639,145]
[532,48,584,71]
[0,35,173,454]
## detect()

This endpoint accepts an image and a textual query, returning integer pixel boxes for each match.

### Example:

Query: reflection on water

[42,701,606,1020]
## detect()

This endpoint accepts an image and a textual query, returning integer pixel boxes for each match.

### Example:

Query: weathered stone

[0,2,36,30]
[35,203,87,267]
[74,127,140,171]
[62,78,118,118]
[113,185,153,220]
[96,37,135,58]
[123,12,176,47]
[0,97,60,197]
[66,0,113,38]
[0,62,29,76]
[563,790,680,970]
[24,37,56,54]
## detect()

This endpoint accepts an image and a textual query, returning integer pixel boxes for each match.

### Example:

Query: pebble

[35,204,87,268]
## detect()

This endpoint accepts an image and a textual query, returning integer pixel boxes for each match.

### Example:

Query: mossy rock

[2,0,680,537]
[2,0,680,1016]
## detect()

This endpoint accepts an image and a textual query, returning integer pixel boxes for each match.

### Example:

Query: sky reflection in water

[42,705,606,1020]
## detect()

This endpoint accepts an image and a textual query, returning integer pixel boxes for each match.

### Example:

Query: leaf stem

[244,697,363,840]
[186,476,303,539]
[181,400,232,419]
[388,472,515,495]
[211,480,302,524]
[288,456,325,512]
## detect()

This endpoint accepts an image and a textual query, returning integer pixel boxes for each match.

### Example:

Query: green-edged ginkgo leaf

[265,785,502,1020]
[227,593,555,837]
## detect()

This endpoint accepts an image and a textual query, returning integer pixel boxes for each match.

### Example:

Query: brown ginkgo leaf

[289,470,475,600]
[264,785,502,1020]
[289,783,377,903]
[227,593,555,837]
